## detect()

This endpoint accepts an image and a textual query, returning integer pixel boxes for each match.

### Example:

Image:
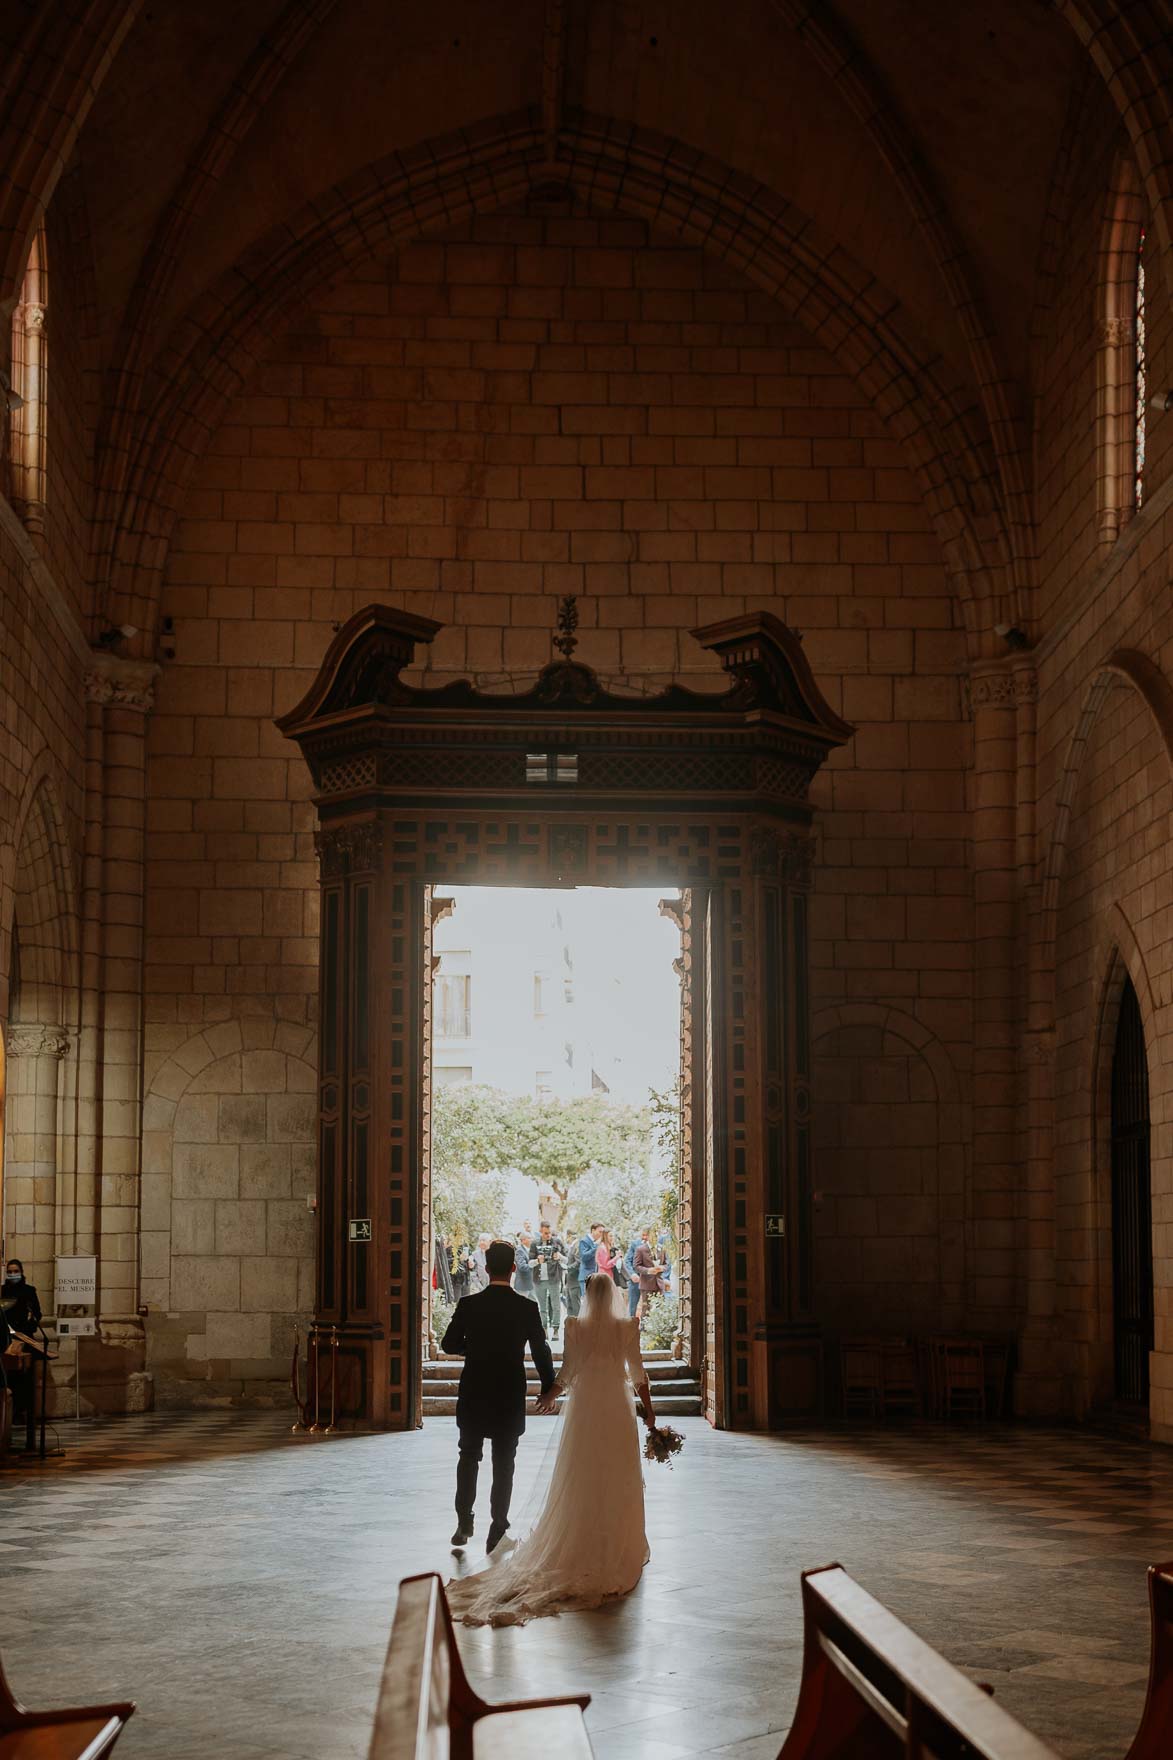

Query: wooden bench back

[368,1575,591,1760]
[0,1649,134,1760]
[369,1575,468,1760]
[778,1565,1060,1760]
[1126,1560,1173,1759]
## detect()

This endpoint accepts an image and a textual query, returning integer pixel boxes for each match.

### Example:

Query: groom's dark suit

[442,1281,556,1537]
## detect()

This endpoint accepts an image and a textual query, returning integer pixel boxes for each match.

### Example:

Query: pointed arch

[1086,913,1159,1411]
[93,111,1013,655]
[1040,649,1173,990]
[1095,153,1147,545]
[4,758,78,1029]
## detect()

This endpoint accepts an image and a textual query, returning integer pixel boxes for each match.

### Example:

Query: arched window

[8,226,47,536]
[1134,229,1146,509]
[1096,159,1146,544]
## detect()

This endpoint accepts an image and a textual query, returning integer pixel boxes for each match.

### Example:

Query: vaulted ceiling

[0,0,1153,648]
[70,0,1085,392]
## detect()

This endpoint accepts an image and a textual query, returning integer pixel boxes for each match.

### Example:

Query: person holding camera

[529,1221,565,1340]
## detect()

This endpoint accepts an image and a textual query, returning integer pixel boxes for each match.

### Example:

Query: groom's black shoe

[486,1520,509,1554]
[451,1521,474,1549]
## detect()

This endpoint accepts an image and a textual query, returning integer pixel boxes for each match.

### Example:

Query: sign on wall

[55,1255,98,1306]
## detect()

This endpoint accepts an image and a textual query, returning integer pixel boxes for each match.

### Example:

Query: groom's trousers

[456,1427,518,1529]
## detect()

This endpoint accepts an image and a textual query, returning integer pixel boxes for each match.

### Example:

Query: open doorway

[422,886,701,1418]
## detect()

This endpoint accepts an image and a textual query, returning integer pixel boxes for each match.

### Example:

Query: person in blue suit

[578,1223,604,1288]
[624,1229,649,1319]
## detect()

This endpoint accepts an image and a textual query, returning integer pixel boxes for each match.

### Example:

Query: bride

[446,1272,656,1626]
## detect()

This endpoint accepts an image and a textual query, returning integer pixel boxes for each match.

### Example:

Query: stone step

[423,1357,689,1384]
[421,1374,702,1400]
[422,1393,704,1418]
[426,1347,676,1371]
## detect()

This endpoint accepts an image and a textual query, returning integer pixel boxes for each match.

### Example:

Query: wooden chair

[840,1338,885,1418]
[980,1337,1012,1419]
[1125,1560,1173,1759]
[368,1573,592,1760]
[778,1562,1059,1760]
[935,1337,986,1419]
[880,1339,922,1418]
[0,1650,134,1760]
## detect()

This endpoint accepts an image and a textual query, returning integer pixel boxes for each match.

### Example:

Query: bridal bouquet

[643,1423,685,1467]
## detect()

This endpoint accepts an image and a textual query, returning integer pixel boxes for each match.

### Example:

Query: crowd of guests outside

[434,1221,674,1340]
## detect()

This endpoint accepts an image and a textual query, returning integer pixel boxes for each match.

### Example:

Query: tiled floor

[1,1413,1169,1759]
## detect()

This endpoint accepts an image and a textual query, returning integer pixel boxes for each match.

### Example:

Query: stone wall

[147,211,973,1400]
[1030,115,1173,1431]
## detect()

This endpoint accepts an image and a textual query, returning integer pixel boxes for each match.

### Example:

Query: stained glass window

[1135,229,1147,509]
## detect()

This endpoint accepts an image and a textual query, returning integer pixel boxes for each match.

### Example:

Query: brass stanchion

[309,1327,324,1433]
[290,1326,307,1432]
[323,1327,339,1433]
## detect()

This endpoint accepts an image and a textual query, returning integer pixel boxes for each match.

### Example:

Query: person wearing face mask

[1,1260,41,1431]
[2,1260,42,1338]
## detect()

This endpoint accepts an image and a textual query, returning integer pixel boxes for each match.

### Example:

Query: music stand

[4,1327,59,1463]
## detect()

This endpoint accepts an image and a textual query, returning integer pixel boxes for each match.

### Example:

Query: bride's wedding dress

[446,1282,652,1626]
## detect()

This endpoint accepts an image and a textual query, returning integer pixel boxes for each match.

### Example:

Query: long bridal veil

[446,1272,651,1627]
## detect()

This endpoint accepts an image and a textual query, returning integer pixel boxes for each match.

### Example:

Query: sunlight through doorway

[423,886,701,1418]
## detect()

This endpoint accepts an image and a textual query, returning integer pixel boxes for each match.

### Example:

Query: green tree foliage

[566,1159,672,1246]
[431,1160,508,1250]
[648,1078,682,1256]
[432,1083,653,1233]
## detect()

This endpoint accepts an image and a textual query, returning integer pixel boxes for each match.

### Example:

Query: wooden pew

[778,1563,1059,1760]
[368,1573,592,1760]
[0,1652,134,1760]
[1126,1560,1173,1759]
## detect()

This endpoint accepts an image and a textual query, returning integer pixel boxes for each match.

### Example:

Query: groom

[441,1238,558,1554]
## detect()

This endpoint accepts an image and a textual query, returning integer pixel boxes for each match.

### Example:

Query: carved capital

[1099,315,1134,347]
[967,668,1016,711]
[85,652,160,714]
[314,819,384,878]
[750,825,814,889]
[6,1023,71,1060]
[965,662,1037,716]
[1012,665,1038,704]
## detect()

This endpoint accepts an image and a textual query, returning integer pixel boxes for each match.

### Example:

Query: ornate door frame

[279,605,851,1430]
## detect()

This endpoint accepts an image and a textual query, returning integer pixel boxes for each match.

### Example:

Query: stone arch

[6,761,77,1029]
[1,762,78,1296]
[96,112,1010,650]
[140,1019,317,1403]
[810,1002,966,1335]
[1095,152,1148,545]
[1057,0,1173,269]
[1040,649,1173,999]
[0,1,141,315]
[1045,653,1173,1419]
[1082,914,1162,1412]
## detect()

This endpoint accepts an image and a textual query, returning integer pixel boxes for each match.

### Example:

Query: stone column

[1014,660,1064,1414]
[966,663,1019,1328]
[3,1023,71,1295]
[80,651,158,1405]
